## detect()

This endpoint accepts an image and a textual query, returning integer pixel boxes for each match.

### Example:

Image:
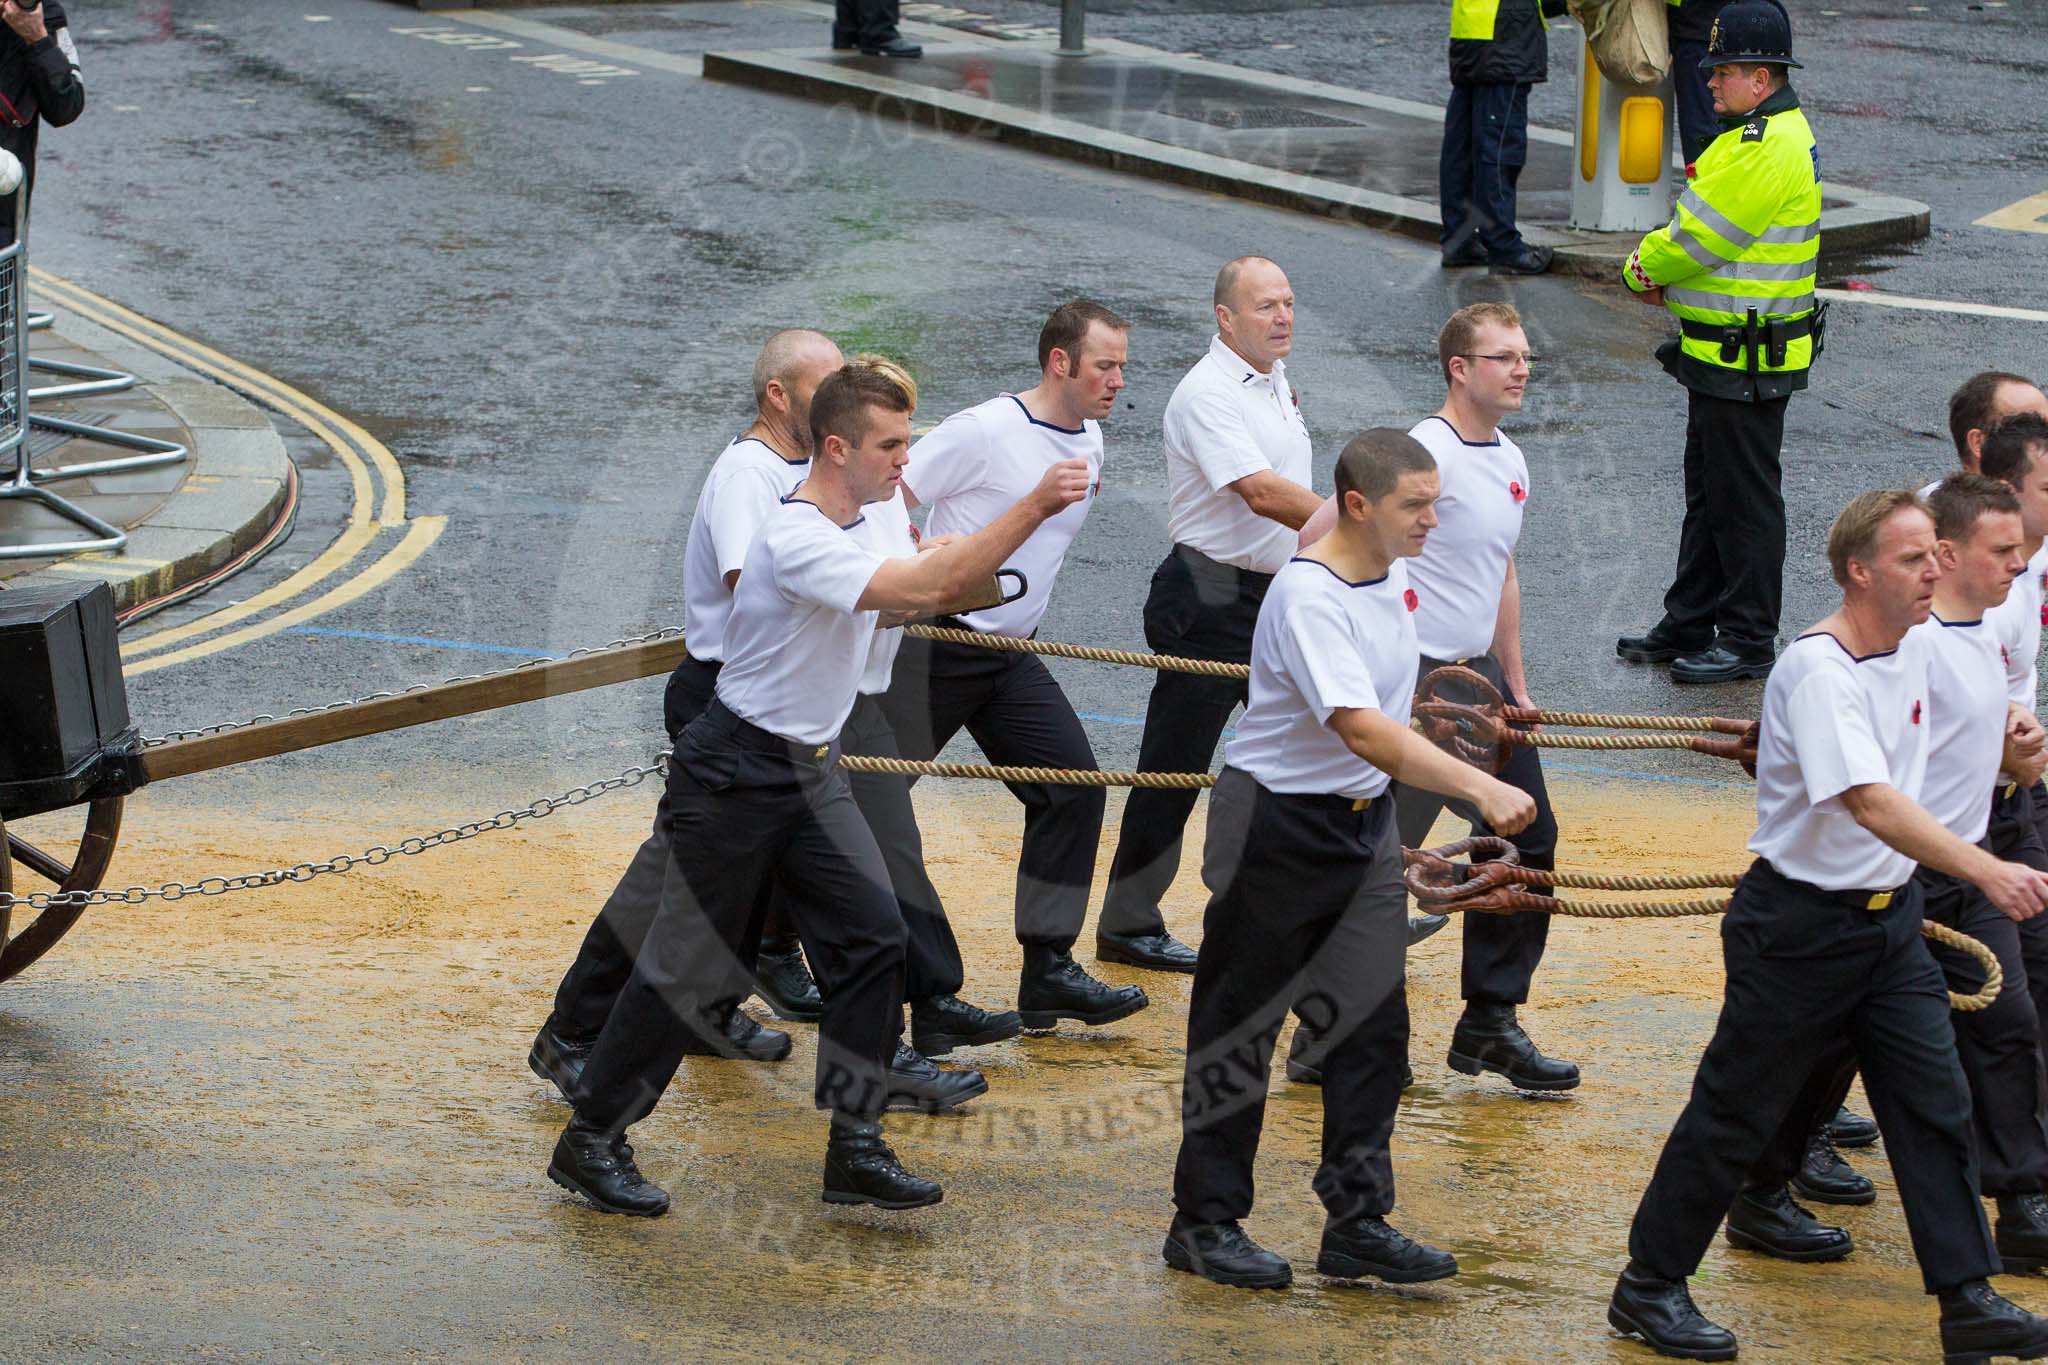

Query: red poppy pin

[907,523,921,545]
[2040,601,2047,627]
[1912,700,1923,725]
[2004,645,2013,668]
[1509,480,1526,503]
[1403,588,1419,612]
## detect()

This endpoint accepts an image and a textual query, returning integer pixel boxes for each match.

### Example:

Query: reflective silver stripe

[1679,189,1758,249]
[1667,223,1728,270]
[1722,258,1817,283]
[1757,220,1820,245]
[1666,286,1816,316]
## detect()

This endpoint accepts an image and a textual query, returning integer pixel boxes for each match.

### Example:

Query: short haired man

[548,366,1094,1216]
[880,300,1150,1030]
[1609,490,2048,1362]
[1950,371,2048,474]
[1164,428,1536,1290]
[1098,258,1323,974]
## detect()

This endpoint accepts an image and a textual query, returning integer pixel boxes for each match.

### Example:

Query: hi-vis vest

[1624,95,1822,381]
[1450,0,1544,40]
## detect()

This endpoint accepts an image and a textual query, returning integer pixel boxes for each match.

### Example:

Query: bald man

[1097,258,1325,973]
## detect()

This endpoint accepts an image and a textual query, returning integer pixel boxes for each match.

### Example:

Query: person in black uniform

[1438,0,1565,275]
[1667,0,1732,167]
[0,0,84,246]
[831,0,921,58]
[1609,488,2048,1363]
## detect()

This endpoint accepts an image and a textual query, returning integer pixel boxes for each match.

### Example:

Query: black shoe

[823,1119,943,1210]
[1608,1262,1737,1361]
[528,1016,594,1098]
[1724,1183,1853,1262]
[1317,1214,1458,1283]
[547,1117,669,1217]
[883,1041,989,1113]
[1670,644,1775,685]
[680,1006,793,1062]
[1938,1277,2048,1362]
[1408,913,1450,946]
[1826,1105,1880,1149]
[1791,1127,1875,1206]
[1285,1036,1414,1091]
[910,994,1022,1056]
[754,940,823,1022]
[1162,1213,1292,1289]
[1447,1003,1580,1091]
[1018,946,1149,1030]
[1616,626,1712,664]
[858,35,923,57]
[1997,1194,2048,1275]
[1488,244,1553,276]
[1441,240,1487,268]
[1096,929,1198,973]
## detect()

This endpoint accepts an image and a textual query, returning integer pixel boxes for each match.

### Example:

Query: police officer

[1164,428,1536,1290]
[1615,0,1821,684]
[831,0,920,57]
[1438,0,1564,273]
[0,0,82,247]
[547,365,1092,1216]
[1098,258,1321,974]
[1609,489,2048,1362]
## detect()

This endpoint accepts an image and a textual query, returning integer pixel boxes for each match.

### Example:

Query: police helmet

[1701,0,1801,70]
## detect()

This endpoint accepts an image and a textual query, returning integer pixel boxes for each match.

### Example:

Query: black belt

[1172,542,1278,582]
[1680,310,1818,370]
[1766,861,1904,911]
[700,698,840,767]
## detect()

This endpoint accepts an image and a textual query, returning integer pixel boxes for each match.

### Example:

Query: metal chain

[0,754,670,912]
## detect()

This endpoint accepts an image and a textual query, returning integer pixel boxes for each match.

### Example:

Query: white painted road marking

[1817,287,2048,324]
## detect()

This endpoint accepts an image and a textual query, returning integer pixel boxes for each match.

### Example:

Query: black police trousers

[832,0,903,46]
[879,621,1103,951]
[572,702,907,1130]
[1174,768,1410,1224]
[1100,545,1272,940]
[840,693,965,1002]
[1394,652,1560,1006]
[1659,389,1790,657]
[1628,860,1999,1294]
[1995,780,2048,1034]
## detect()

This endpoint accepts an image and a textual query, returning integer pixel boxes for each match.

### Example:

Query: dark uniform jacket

[0,0,85,244]
[1449,0,1568,86]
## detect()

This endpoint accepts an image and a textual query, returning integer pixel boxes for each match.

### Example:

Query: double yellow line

[27,269,447,676]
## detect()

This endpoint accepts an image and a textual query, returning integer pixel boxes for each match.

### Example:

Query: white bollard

[1568,35,1676,233]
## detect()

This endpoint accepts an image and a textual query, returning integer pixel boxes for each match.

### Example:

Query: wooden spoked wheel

[0,797,124,985]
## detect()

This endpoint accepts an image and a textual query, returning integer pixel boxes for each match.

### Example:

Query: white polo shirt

[858,490,918,696]
[1747,630,1931,891]
[1223,556,1419,800]
[1985,541,2048,709]
[681,436,810,663]
[1912,614,2008,842]
[1405,414,1529,662]
[715,495,885,746]
[902,394,1102,638]
[1163,335,1315,574]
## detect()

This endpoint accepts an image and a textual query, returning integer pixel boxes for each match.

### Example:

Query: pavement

[0,304,292,613]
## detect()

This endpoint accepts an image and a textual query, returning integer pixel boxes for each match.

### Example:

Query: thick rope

[1517,707,1750,734]
[903,624,1251,679]
[840,754,1214,789]
[1924,919,2005,1012]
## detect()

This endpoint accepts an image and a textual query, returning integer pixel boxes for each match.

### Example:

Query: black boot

[1284,1029,1412,1090]
[547,1116,670,1217]
[1161,1213,1292,1289]
[1616,624,1712,664]
[857,33,924,57]
[1825,1105,1880,1149]
[1408,913,1450,945]
[1938,1278,2048,1362]
[822,1118,942,1209]
[1723,1183,1853,1262]
[1670,644,1775,685]
[1488,243,1554,275]
[910,994,1022,1056]
[1095,929,1199,973]
[1447,1003,1580,1091]
[883,1041,989,1113]
[1316,1215,1457,1283]
[1017,945,1149,1030]
[1997,1193,2048,1274]
[1791,1126,1875,1206]
[1608,1261,1737,1361]
[528,1015,594,1098]
[679,1005,793,1062]
[754,935,824,1022]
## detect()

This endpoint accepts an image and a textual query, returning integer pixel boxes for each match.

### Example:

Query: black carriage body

[0,581,144,820]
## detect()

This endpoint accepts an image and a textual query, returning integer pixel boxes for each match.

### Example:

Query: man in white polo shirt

[1610,489,2048,1363]
[548,364,1092,1217]
[880,299,1149,1032]
[1097,256,1324,974]
[1164,427,1536,1290]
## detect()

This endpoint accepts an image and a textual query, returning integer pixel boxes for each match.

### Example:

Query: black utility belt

[1679,309,1820,370]
[700,698,840,767]
[1766,861,1904,911]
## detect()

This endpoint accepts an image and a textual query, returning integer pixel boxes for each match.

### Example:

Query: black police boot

[1616,624,1712,664]
[1447,1003,1581,1091]
[547,1116,670,1217]
[1723,1183,1853,1262]
[1408,913,1450,946]
[1018,945,1149,1030]
[754,935,824,1022]
[1488,243,1553,276]
[822,1117,943,1210]
[1670,644,1775,685]
[1608,1261,1738,1361]
[1162,1213,1292,1289]
[679,1005,793,1062]
[1826,1105,1880,1149]
[1095,929,1199,973]
[1317,1215,1458,1283]
[910,994,1022,1056]
[1938,1278,2048,1362]
[857,33,923,57]
[1996,1194,2048,1274]
[1441,239,1487,269]
[883,1041,989,1113]
[1791,1126,1876,1206]
[528,1015,594,1099]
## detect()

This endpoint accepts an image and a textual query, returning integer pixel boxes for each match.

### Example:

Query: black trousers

[879,622,1104,951]
[1628,860,1998,1294]
[1393,652,1559,1006]
[832,0,902,45]
[1100,546,1272,940]
[1174,769,1410,1224]
[842,693,965,1002]
[2001,780,2048,1034]
[1659,389,1790,656]
[1667,37,1722,165]
[1438,80,1532,259]
[572,703,907,1129]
